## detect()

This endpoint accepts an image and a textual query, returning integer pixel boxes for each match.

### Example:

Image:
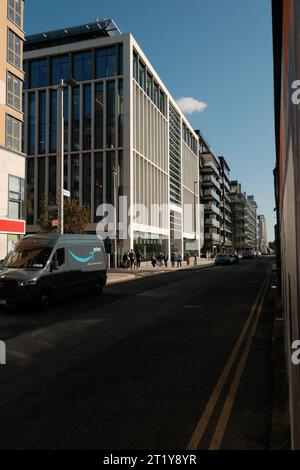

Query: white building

[23,20,201,262]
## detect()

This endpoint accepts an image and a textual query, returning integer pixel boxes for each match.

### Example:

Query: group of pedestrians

[150,252,168,268]
[122,250,142,269]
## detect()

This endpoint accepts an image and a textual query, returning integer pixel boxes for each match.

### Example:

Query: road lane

[0,257,274,449]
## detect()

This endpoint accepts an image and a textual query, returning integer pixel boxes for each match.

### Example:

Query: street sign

[52,219,58,227]
[63,189,71,197]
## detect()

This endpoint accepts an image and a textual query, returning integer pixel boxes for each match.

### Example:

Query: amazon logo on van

[68,247,102,264]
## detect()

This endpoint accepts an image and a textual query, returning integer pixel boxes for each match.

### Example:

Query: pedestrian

[177,252,182,268]
[128,249,135,269]
[163,253,168,268]
[122,251,129,269]
[185,251,191,266]
[171,252,175,268]
[151,253,157,268]
[135,250,142,269]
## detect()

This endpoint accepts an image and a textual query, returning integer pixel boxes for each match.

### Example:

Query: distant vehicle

[229,253,239,264]
[214,253,232,266]
[242,251,255,259]
[0,234,107,310]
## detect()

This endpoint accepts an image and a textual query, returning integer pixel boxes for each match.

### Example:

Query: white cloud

[176,97,207,114]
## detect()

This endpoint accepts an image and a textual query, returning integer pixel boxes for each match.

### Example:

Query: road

[0,257,275,449]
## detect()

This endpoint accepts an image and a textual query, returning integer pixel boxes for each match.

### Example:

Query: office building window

[49,89,57,153]
[71,86,80,151]
[154,82,159,107]
[106,81,116,149]
[21,94,24,152]
[6,114,21,152]
[83,84,91,150]
[26,158,34,224]
[7,29,22,69]
[51,55,69,85]
[159,90,165,115]
[139,60,145,89]
[37,157,45,214]
[73,51,92,82]
[7,0,23,29]
[82,154,91,209]
[39,91,46,154]
[95,82,104,149]
[29,58,48,88]
[94,152,103,221]
[133,51,138,81]
[106,151,116,205]
[95,46,116,78]
[118,79,123,147]
[8,175,24,219]
[71,155,80,199]
[63,88,68,152]
[146,72,153,100]
[7,71,22,110]
[118,150,123,196]
[48,155,56,205]
[28,92,35,155]
[118,44,123,75]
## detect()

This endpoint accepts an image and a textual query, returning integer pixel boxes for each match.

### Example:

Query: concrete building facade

[23,21,200,262]
[0,0,26,259]
[230,180,258,251]
[218,156,232,250]
[258,214,268,251]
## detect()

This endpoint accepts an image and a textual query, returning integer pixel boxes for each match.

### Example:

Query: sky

[24,0,276,240]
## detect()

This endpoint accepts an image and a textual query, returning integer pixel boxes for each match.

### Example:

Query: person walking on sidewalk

[128,249,136,269]
[135,250,142,269]
[122,251,129,269]
[151,253,157,268]
[177,252,182,268]
[171,252,175,268]
[163,253,168,268]
[185,251,191,266]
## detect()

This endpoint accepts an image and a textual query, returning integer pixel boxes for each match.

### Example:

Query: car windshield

[4,239,53,269]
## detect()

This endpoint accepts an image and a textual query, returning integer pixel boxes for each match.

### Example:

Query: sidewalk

[107,258,214,285]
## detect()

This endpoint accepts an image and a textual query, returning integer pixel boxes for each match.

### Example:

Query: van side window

[56,248,65,267]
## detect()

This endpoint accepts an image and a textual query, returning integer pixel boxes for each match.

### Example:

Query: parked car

[214,253,232,266]
[0,233,107,310]
[229,253,239,264]
[242,251,255,259]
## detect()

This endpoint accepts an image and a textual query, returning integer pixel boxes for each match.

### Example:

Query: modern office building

[0,0,26,259]
[230,180,258,251]
[23,20,201,261]
[258,214,268,251]
[218,156,232,250]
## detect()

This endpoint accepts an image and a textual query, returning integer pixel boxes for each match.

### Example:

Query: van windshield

[4,239,53,269]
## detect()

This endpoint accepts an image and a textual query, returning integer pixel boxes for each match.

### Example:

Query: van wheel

[38,289,51,311]
[94,278,103,296]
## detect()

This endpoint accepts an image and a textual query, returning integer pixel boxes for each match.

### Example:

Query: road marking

[209,272,271,450]
[186,273,270,450]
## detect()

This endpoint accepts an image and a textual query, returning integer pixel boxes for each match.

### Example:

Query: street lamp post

[194,180,198,263]
[112,166,118,269]
[57,78,78,234]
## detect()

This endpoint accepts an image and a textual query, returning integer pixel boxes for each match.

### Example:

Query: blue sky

[24,0,276,239]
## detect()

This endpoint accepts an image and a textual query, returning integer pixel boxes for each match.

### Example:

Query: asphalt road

[0,257,275,450]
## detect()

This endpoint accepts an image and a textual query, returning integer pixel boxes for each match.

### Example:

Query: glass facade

[39,91,46,154]
[73,51,92,82]
[106,81,115,149]
[83,85,91,150]
[28,92,35,154]
[26,158,34,224]
[29,58,48,88]
[49,89,57,153]
[51,55,69,85]
[95,46,116,78]
[23,44,124,227]
[71,86,80,151]
[95,82,104,149]
[169,105,181,205]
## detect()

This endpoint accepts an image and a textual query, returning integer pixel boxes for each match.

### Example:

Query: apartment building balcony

[202,160,220,174]
[205,217,220,229]
[203,188,220,203]
[204,203,220,216]
[202,174,221,189]
[205,231,220,243]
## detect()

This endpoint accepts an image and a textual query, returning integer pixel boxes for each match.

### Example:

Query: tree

[37,198,90,234]
[63,198,90,234]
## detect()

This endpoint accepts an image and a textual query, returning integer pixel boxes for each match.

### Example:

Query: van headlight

[18,278,37,287]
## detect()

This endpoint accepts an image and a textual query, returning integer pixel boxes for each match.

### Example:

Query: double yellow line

[187,271,271,450]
